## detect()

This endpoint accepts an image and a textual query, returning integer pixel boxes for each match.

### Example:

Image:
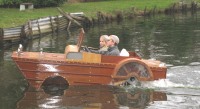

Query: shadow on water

[16,85,167,109]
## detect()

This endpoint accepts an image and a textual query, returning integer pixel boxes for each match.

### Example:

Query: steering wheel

[83,46,91,52]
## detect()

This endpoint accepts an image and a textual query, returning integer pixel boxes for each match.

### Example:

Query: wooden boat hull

[12,49,167,89]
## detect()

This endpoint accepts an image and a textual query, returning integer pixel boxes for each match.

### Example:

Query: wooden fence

[0,13,85,43]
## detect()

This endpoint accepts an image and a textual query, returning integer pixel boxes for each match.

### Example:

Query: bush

[28,0,67,8]
[0,0,67,8]
[0,0,21,7]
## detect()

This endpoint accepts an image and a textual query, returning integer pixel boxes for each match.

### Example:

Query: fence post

[0,28,3,64]
[144,6,147,16]
[28,21,33,39]
[37,19,41,36]
[50,16,55,34]
[153,6,156,15]
[191,1,197,12]
[0,28,3,41]
[56,15,60,33]
[20,25,26,40]
[0,46,3,65]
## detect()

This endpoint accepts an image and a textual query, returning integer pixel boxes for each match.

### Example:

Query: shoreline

[0,0,183,28]
[0,1,199,44]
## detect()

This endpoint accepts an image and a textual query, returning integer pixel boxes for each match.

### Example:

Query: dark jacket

[105,46,120,56]
[91,46,120,56]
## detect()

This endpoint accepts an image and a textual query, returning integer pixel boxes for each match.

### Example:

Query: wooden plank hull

[12,50,167,89]
[12,53,115,88]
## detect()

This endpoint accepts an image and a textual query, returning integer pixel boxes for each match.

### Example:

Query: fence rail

[0,13,85,43]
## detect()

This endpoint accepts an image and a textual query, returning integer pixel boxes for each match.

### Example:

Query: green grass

[0,0,179,28]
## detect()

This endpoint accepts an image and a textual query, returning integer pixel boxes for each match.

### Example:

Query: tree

[0,0,67,8]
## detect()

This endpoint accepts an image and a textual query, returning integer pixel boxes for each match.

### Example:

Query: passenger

[104,35,120,56]
[99,35,109,52]
[87,35,109,53]
[87,35,120,56]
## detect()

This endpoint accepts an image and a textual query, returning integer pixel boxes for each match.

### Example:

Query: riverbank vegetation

[0,0,194,28]
[0,0,66,7]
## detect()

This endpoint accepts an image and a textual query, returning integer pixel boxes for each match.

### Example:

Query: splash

[140,79,184,89]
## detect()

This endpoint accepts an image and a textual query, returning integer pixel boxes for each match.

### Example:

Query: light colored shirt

[99,46,108,52]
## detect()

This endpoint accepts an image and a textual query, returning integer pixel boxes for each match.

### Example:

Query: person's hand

[83,46,91,52]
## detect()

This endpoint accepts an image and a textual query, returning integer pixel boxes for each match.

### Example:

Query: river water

[0,11,200,109]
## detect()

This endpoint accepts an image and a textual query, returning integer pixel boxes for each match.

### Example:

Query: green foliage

[0,0,179,28]
[0,0,67,8]
[0,0,21,7]
[25,0,67,7]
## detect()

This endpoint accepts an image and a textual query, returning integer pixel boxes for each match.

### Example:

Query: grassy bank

[0,0,180,28]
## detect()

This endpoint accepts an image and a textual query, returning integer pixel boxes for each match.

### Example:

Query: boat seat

[65,45,79,55]
[66,52,82,59]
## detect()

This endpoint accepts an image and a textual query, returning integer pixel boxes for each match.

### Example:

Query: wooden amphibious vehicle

[12,28,167,89]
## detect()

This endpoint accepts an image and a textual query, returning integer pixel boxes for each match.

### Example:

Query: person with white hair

[99,35,109,52]
[85,34,120,56]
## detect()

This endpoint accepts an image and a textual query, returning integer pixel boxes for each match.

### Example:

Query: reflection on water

[17,85,167,109]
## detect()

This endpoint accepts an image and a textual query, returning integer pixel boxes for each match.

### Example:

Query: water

[1,11,200,109]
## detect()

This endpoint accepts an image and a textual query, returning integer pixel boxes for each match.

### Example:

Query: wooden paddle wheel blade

[112,59,154,86]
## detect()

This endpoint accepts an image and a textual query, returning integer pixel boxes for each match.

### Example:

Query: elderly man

[105,35,120,56]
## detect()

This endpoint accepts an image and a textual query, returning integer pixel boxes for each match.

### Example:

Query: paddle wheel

[112,58,154,86]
